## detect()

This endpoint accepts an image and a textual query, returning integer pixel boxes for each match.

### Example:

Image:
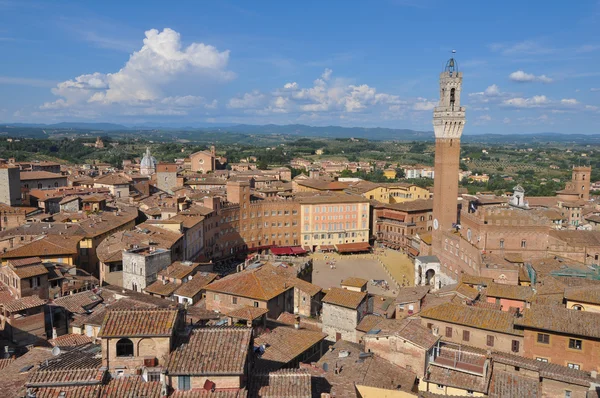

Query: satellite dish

[322,362,329,372]
[51,346,61,356]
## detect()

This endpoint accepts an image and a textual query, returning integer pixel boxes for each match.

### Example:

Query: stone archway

[425,269,436,286]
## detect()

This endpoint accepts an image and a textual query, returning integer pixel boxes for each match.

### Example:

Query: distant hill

[1,122,599,144]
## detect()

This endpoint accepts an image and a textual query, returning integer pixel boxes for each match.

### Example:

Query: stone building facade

[122,247,172,292]
[0,165,21,206]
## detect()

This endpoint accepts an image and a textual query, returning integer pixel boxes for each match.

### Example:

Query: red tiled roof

[53,290,103,314]
[166,327,252,376]
[49,333,94,348]
[8,257,43,267]
[249,369,311,398]
[98,308,179,338]
[226,306,269,321]
[2,295,47,312]
[99,376,162,398]
[29,386,102,398]
[204,269,292,301]
[254,326,327,370]
[322,287,367,309]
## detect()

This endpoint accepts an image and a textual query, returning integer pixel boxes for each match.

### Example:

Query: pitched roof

[226,306,269,321]
[2,235,81,259]
[49,333,94,348]
[143,280,180,297]
[28,385,102,398]
[2,295,47,312]
[355,314,384,333]
[94,174,131,186]
[515,305,600,339]
[26,344,104,388]
[53,291,103,314]
[254,326,327,371]
[20,171,65,181]
[248,369,311,398]
[173,272,218,298]
[99,376,162,398]
[564,285,600,305]
[485,283,535,301]
[491,350,595,387]
[96,226,183,264]
[322,287,367,309]
[420,302,522,336]
[166,327,252,375]
[426,363,489,393]
[3,347,55,398]
[171,391,247,398]
[98,308,179,338]
[9,262,49,279]
[341,277,368,288]
[8,257,43,267]
[395,285,430,304]
[157,261,203,280]
[204,269,292,301]
[488,370,539,398]
[372,318,440,350]
[307,340,417,398]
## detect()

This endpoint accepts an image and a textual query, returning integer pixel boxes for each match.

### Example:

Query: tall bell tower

[432,55,466,253]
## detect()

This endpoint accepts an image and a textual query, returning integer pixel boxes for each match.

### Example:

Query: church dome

[140,148,157,168]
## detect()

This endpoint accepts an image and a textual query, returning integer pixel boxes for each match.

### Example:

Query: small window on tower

[450,88,456,108]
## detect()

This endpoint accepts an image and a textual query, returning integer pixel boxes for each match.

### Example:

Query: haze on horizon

[0,0,599,135]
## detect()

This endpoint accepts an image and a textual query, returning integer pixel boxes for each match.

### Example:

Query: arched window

[450,88,456,109]
[116,338,134,357]
[54,182,59,187]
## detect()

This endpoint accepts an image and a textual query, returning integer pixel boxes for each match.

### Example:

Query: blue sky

[1,0,599,134]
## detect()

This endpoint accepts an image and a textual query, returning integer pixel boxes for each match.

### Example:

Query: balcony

[429,341,486,376]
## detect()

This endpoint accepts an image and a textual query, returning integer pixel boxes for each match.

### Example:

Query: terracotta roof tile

[171,390,247,398]
[20,171,65,181]
[49,333,94,348]
[373,318,440,350]
[2,235,81,259]
[420,302,522,336]
[173,272,218,298]
[53,290,103,314]
[254,326,326,371]
[306,340,417,398]
[341,277,368,288]
[143,280,180,297]
[515,305,600,339]
[166,327,252,375]
[3,348,55,397]
[26,344,105,388]
[322,287,367,309]
[356,314,384,333]
[488,370,539,398]
[226,306,269,321]
[395,285,430,304]
[9,262,49,279]
[99,376,162,398]
[29,386,102,398]
[8,257,44,267]
[248,369,311,398]
[2,295,47,312]
[425,363,489,393]
[205,269,292,301]
[98,308,179,338]
[0,357,14,370]
[486,283,534,301]
[564,285,600,305]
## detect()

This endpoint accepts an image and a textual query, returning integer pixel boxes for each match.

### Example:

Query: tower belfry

[432,54,466,253]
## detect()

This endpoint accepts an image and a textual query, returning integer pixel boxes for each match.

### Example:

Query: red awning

[320,245,335,252]
[335,242,371,253]
[270,247,293,256]
[408,247,420,257]
[290,246,307,255]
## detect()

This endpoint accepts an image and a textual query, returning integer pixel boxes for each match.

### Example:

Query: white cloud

[503,117,511,124]
[39,28,233,116]
[591,88,600,92]
[227,69,408,119]
[503,95,549,108]
[509,70,553,83]
[469,84,505,103]
[413,100,436,111]
[227,90,266,109]
[561,98,579,105]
